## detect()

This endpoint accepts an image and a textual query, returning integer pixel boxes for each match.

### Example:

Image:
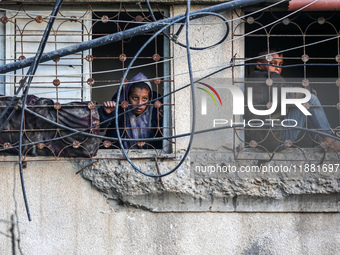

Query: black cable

[145,0,230,50]
[114,15,190,177]
[17,0,64,222]
[173,12,230,50]
[145,0,186,44]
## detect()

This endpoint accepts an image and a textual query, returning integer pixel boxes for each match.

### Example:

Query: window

[0,4,174,160]
[231,7,340,160]
[4,7,91,102]
[90,8,172,152]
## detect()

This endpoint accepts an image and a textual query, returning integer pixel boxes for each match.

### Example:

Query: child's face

[128,88,150,115]
[257,53,283,75]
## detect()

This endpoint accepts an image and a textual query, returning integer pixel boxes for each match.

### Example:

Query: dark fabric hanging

[0,95,100,158]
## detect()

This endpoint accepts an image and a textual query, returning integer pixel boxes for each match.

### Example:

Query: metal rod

[75,160,98,174]
[0,0,267,74]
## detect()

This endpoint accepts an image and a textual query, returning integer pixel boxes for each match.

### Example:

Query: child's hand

[103,101,116,114]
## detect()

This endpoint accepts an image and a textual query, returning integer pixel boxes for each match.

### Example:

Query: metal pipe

[289,0,340,11]
[0,0,267,74]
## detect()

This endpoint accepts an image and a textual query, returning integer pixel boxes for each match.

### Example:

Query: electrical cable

[114,13,192,177]
[17,0,64,221]
[146,0,230,51]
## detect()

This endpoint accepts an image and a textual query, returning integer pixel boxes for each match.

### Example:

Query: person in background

[245,48,340,152]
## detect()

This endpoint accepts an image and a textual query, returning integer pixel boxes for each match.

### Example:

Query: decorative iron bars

[231,7,340,161]
[0,3,174,161]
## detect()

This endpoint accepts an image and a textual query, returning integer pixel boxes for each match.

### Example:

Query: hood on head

[125,72,153,101]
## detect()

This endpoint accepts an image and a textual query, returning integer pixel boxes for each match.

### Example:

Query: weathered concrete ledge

[121,193,340,212]
[80,150,340,212]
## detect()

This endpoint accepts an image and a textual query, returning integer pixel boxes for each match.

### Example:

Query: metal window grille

[0,4,175,161]
[231,7,340,161]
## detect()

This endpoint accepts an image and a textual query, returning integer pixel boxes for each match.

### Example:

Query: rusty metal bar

[289,0,340,11]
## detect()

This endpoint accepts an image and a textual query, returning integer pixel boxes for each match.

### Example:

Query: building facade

[1,0,339,254]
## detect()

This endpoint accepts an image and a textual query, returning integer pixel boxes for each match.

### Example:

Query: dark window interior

[245,11,340,147]
[91,11,165,104]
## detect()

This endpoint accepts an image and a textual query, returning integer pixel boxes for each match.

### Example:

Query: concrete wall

[172,5,240,151]
[1,160,340,255]
[0,3,339,255]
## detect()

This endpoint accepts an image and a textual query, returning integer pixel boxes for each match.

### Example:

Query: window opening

[232,8,340,161]
[90,8,173,153]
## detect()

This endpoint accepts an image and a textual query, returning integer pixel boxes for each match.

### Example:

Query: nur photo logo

[196,82,222,115]
[196,80,312,117]
[195,78,313,129]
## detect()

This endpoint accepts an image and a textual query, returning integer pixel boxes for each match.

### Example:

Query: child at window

[98,72,163,149]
